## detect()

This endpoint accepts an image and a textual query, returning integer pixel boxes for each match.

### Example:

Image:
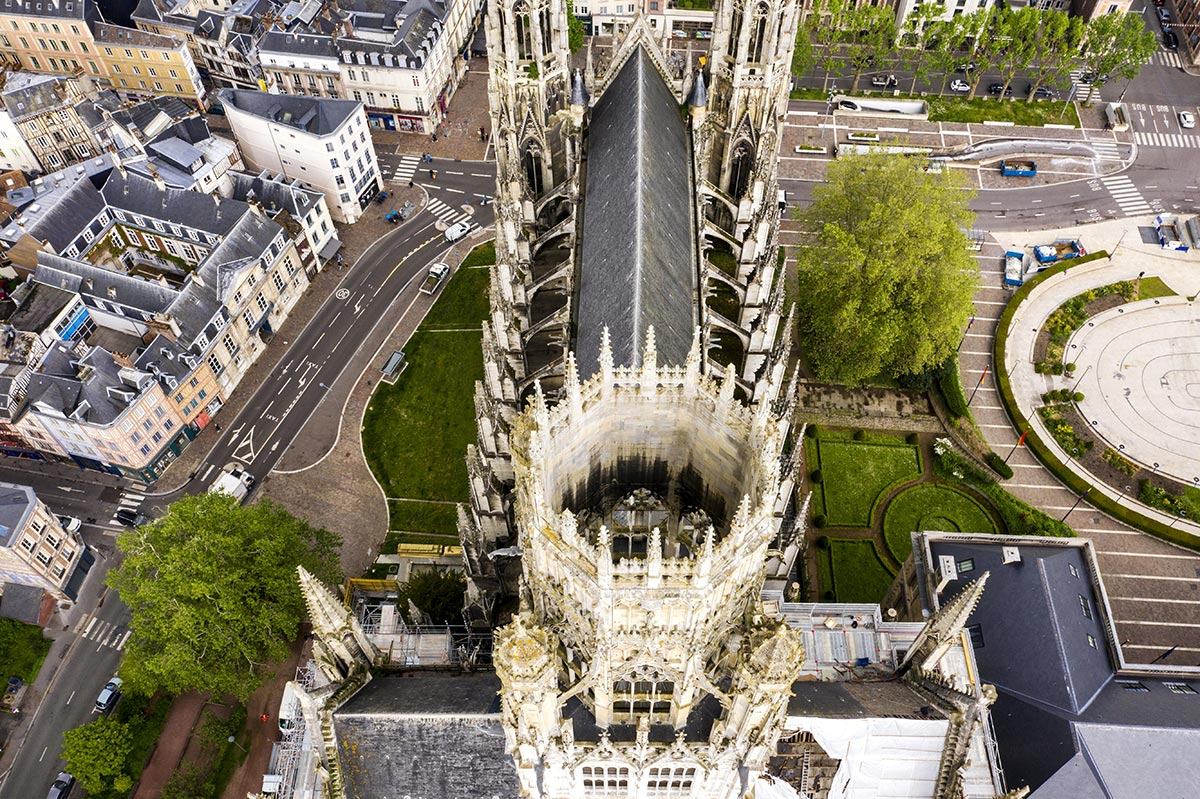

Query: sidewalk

[131,692,208,799]
[371,59,492,162]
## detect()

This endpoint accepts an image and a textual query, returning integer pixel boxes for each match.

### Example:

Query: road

[0,158,496,797]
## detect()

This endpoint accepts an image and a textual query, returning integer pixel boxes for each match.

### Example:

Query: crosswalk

[1151,50,1184,68]
[387,154,421,184]
[1133,130,1200,149]
[110,490,144,527]
[1068,70,1096,98]
[78,616,131,652]
[1100,175,1152,217]
[1090,140,1125,161]
[426,197,473,227]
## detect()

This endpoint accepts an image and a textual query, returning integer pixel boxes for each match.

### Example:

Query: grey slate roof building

[331,671,520,799]
[914,533,1200,798]
[23,340,153,425]
[217,88,359,136]
[0,481,35,550]
[1,73,75,123]
[576,46,697,377]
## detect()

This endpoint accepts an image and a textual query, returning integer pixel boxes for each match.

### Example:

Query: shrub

[822,590,835,601]
[1073,392,1085,402]
[937,357,970,419]
[810,469,823,484]
[906,432,919,445]
[1101,448,1138,477]
[805,424,818,438]
[1051,362,1064,375]
[815,534,830,548]
[985,452,1014,479]
[1034,361,1046,374]
[853,429,866,441]
[814,511,828,528]
[1065,362,1077,373]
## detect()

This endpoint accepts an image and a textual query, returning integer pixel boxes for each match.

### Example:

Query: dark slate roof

[4,281,76,333]
[218,89,359,136]
[1,73,71,122]
[26,179,106,251]
[0,581,45,624]
[111,96,196,138]
[576,46,697,376]
[35,252,179,316]
[146,138,204,173]
[0,482,35,548]
[933,541,1112,715]
[99,169,245,237]
[226,171,323,221]
[786,680,940,719]
[258,30,338,58]
[332,671,519,799]
[25,342,149,425]
[93,20,183,49]
[0,0,96,22]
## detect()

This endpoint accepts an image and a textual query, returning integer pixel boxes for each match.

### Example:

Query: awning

[318,238,343,261]
[248,302,274,334]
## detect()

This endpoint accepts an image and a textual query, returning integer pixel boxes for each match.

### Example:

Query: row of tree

[792,2,1158,103]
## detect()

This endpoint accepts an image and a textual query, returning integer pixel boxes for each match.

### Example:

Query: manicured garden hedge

[991,252,1200,552]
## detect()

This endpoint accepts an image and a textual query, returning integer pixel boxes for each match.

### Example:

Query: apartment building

[0,71,100,172]
[0,0,106,79]
[0,102,39,171]
[218,88,381,222]
[132,0,272,90]
[0,482,86,600]
[0,164,312,478]
[226,168,340,273]
[123,116,243,194]
[257,30,343,99]
[92,22,206,103]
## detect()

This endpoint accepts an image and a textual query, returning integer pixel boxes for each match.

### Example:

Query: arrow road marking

[232,426,257,463]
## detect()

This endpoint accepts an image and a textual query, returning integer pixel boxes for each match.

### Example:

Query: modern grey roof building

[912,533,1200,798]
[217,88,360,137]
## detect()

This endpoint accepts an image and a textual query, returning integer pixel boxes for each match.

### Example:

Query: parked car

[955,62,976,73]
[949,79,970,93]
[444,221,472,242]
[1164,30,1179,49]
[1026,85,1058,99]
[1158,7,1171,23]
[1180,111,1195,129]
[1081,72,1109,85]
[56,515,82,533]
[115,508,145,527]
[870,74,898,88]
[47,772,75,799]
[988,83,1014,97]
[695,29,712,39]
[94,677,123,713]
[671,28,687,38]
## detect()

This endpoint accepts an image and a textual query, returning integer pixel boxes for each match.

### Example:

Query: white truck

[209,464,255,503]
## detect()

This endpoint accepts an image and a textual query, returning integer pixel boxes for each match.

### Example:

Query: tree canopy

[1079,12,1157,102]
[62,717,135,795]
[566,0,584,54]
[793,151,979,385]
[108,492,342,701]
[398,569,466,625]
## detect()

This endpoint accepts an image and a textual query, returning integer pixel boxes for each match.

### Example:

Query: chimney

[150,167,166,193]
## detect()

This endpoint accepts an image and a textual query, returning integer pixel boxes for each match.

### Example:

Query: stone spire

[902,572,990,672]
[297,566,379,682]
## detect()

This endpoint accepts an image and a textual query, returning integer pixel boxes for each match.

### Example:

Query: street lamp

[228,735,246,754]
[1171,509,1187,529]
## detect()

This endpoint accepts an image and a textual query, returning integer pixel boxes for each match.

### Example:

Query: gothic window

[748,2,770,64]
[515,12,534,61]
[580,765,630,795]
[522,141,545,196]
[728,1,744,61]
[611,670,674,722]
[646,766,697,795]
[729,140,755,200]
[539,7,553,58]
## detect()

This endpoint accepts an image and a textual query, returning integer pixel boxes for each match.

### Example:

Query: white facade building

[217,88,381,223]
[0,107,39,173]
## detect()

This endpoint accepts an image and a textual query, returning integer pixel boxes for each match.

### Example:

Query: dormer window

[107,286,117,299]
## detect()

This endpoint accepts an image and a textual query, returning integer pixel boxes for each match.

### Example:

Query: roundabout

[1069,298,1200,485]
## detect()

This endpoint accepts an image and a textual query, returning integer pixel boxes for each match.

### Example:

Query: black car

[115,508,145,527]
[988,83,1014,97]
[47,772,75,799]
[1165,30,1179,50]
[1026,85,1058,99]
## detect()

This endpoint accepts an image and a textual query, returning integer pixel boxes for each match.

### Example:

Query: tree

[399,569,466,625]
[565,0,584,55]
[961,8,1008,100]
[1026,10,1085,103]
[928,17,971,94]
[108,493,342,702]
[812,0,849,92]
[792,17,816,81]
[992,7,1039,99]
[792,151,980,385]
[62,717,134,795]
[899,3,945,94]
[1079,12,1157,103]
[840,5,897,94]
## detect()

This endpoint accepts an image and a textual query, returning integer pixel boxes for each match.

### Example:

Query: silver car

[444,221,472,242]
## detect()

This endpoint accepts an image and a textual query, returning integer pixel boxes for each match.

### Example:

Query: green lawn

[883,484,998,563]
[1137,275,1176,300]
[460,240,496,268]
[829,539,896,604]
[927,96,1080,128]
[815,435,922,527]
[362,262,488,536]
[0,618,51,682]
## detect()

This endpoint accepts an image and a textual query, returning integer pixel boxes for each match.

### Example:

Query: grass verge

[1136,275,1175,299]
[419,265,490,330]
[829,539,896,604]
[815,434,921,527]
[0,618,51,682]
[387,500,460,536]
[927,96,1080,127]
[459,240,496,268]
[883,483,997,563]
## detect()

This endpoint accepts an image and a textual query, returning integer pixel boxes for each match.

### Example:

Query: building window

[1165,682,1197,694]
[243,309,256,328]
[222,334,238,357]
[36,550,52,566]
[152,431,163,443]
[957,558,975,574]
[1069,563,1078,578]
[164,419,174,431]
[140,443,152,456]
[19,536,35,553]
[52,565,67,579]
[1078,594,1092,620]
[1118,681,1150,693]
[273,273,285,292]
[1087,634,1097,649]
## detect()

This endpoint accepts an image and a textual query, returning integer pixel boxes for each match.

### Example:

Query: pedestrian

[261,713,269,723]
[479,126,486,141]
[431,169,438,180]
[408,179,414,188]
[432,133,438,142]
[215,423,222,433]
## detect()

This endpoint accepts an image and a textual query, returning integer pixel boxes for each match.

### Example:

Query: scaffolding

[263,662,321,799]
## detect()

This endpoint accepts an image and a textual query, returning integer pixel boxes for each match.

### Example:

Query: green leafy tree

[812,0,849,92]
[792,17,817,80]
[928,17,971,94]
[108,493,342,702]
[992,7,1040,99]
[840,5,897,94]
[62,717,134,795]
[1080,12,1157,103]
[566,0,584,54]
[793,151,980,385]
[961,8,1008,99]
[899,3,944,94]
[399,569,467,625]
[1026,10,1085,103]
